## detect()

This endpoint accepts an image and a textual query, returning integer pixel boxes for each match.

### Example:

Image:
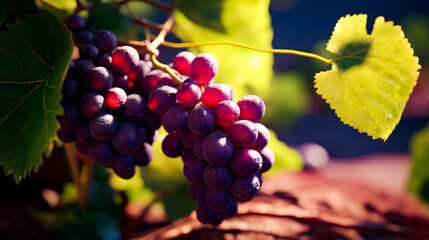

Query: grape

[79,92,105,118]
[85,66,113,93]
[135,69,164,95]
[183,154,207,182]
[221,200,237,219]
[161,134,182,158]
[111,154,136,179]
[75,137,91,154]
[96,52,112,70]
[65,14,86,32]
[181,131,201,149]
[89,140,117,167]
[188,106,215,135]
[251,123,270,151]
[133,142,154,167]
[162,106,189,136]
[229,174,261,202]
[121,94,148,123]
[218,83,235,101]
[201,84,231,109]
[80,43,99,60]
[70,60,95,83]
[177,81,201,108]
[128,60,152,82]
[205,188,232,212]
[112,74,129,91]
[76,123,92,143]
[172,51,195,76]
[214,100,240,126]
[112,123,144,154]
[105,87,127,110]
[76,30,94,44]
[190,53,218,86]
[144,114,162,132]
[57,129,76,143]
[62,77,79,101]
[259,147,275,173]
[94,30,118,53]
[189,181,207,203]
[228,120,258,147]
[237,95,266,123]
[229,148,262,177]
[157,73,176,88]
[193,135,207,160]
[90,112,117,141]
[148,85,177,115]
[57,102,84,131]
[204,164,233,190]
[203,131,233,166]
[112,46,139,74]
[196,203,217,224]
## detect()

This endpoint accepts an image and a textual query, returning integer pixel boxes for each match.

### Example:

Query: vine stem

[64,143,85,209]
[162,40,333,65]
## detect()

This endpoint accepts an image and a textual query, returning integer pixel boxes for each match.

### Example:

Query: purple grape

[79,92,105,118]
[190,53,218,86]
[76,123,92,143]
[183,154,207,182]
[229,148,262,177]
[57,129,76,143]
[229,120,258,147]
[196,202,217,224]
[135,69,163,95]
[205,188,232,212]
[229,175,261,202]
[80,43,99,60]
[189,181,207,203]
[57,102,84,131]
[128,60,152,82]
[90,112,117,141]
[89,140,117,167]
[181,131,201,149]
[162,106,189,136]
[251,123,270,151]
[70,60,95,84]
[157,73,176,88]
[65,14,86,32]
[111,154,136,179]
[112,123,144,154]
[75,137,91,154]
[76,30,94,44]
[221,200,237,219]
[237,95,266,123]
[203,131,233,166]
[96,52,112,70]
[161,134,182,158]
[177,81,201,108]
[85,66,113,93]
[204,164,233,190]
[121,94,148,123]
[94,30,118,53]
[112,74,129,90]
[183,78,197,85]
[112,46,139,74]
[144,114,161,132]
[133,142,154,167]
[218,83,235,101]
[259,147,275,173]
[201,84,231,109]
[214,100,240,126]
[148,85,177,115]
[105,87,127,110]
[188,106,215,135]
[172,51,195,76]
[193,135,207,160]
[62,77,79,101]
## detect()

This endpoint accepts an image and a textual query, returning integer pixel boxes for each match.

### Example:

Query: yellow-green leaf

[315,14,420,140]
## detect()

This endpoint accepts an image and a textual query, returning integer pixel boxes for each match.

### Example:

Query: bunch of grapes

[154,52,275,225]
[56,14,158,179]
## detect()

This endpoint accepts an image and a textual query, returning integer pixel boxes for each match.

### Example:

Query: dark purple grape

[89,140,117,167]
[65,14,86,32]
[105,87,127,110]
[203,131,233,166]
[111,154,136,179]
[121,94,148,123]
[75,137,91,154]
[237,95,266,123]
[193,135,207,160]
[161,134,182,158]
[204,164,233,190]
[183,154,207,182]
[172,51,195,76]
[85,66,113,93]
[229,120,258,147]
[251,123,270,151]
[181,131,201,149]
[135,69,163,95]
[96,52,112,70]
[183,78,197,85]
[229,148,262,177]
[188,106,215,135]
[188,181,207,203]
[196,202,217,224]
[80,43,99,60]
[190,53,218,86]
[76,30,94,44]
[112,123,144,154]
[76,123,92,143]
[162,106,189,136]
[144,114,161,132]
[157,73,176,88]
[70,60,95,84]
[146,129,159,145]
[177,81,201,108]
[133,142,154,167]
[112,74,129,90]
[201,84,231,109]
[214,100,240,126]
[57,102,84,131]
[221,200,237,219]
[148,85,177,115]
[90,112,117,141]
[112,46,139,74]
[79,92,105,118]
[205,188,232,212]
[229,175,261,202]
[259,147,275,173]
[128,60,152,82]
[62,77,79,101]
[57,129,76,143]
[94,30,118,53]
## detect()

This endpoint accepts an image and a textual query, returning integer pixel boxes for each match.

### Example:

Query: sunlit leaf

[315,14,420,140]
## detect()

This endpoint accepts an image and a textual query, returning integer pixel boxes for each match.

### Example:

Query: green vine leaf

[408,125,429,204]
[0,11,73,183]
[315,14,420,140]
